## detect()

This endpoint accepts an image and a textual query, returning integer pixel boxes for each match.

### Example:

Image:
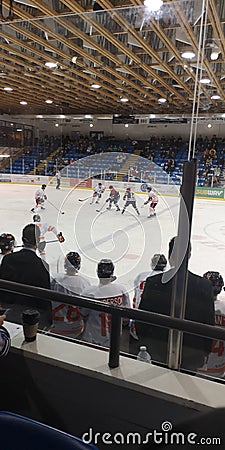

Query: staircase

[117,150,141,181]
[29,147,61,175]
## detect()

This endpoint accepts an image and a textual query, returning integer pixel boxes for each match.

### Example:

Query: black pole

[168,159,197,369]
[109,314,121,369]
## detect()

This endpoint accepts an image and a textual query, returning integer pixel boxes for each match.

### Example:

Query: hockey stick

[46,199,65,214]
[78,196,92,202]
[96,201,107,213]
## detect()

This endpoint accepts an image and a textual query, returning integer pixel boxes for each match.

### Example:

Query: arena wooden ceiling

[0,0,225,116]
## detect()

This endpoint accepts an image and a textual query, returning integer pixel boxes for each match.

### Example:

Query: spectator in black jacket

[0,224,52,329]
[135,237,215,372]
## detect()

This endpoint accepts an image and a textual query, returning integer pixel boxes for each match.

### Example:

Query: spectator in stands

[0,224,52,329]
[134,236,215,372]
[80,259,130,346]
[50,252,90,339]
[0,313,10,357]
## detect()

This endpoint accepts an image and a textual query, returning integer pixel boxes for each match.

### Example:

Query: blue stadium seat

[0,412,98,450]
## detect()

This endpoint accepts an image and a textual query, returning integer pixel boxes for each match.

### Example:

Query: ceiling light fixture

[207,123,212,128]
[120,97,129,102]
[36,115,43,118]
[124,124,129,128]
[211,95,221,100]
[71,56,77,64]
[20,101,27,105]
[144,0,163,12]
[4,87,13,91]
[222,113,225,118]
[181,51,195,59]
[90,123,94,127]
[200,78,211,84]
[211,51,219,61]
[158,97,167,103]
[45,99,53,104]
[84,114,93,119]
[45,62,58,69]
[91,83,101,89]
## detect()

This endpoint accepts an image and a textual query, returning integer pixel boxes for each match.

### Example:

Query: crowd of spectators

[1,133,225,187]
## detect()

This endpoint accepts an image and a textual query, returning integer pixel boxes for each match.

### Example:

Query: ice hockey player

[56,170,61,190]
[0,233,15,264]
[31,184,47,212]
[50,252,91,339]
[106,185,120,211]
[80,259,130,346]
[144,185,158,218]
[121,187,140,215]
[130,253,167,340]
[90,182,105,205]
[33,214,65,256]
[198,271,225,378]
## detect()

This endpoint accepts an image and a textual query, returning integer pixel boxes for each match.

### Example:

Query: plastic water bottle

[137,346,151,363]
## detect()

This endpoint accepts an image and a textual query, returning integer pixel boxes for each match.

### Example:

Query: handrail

[0,279,222,369]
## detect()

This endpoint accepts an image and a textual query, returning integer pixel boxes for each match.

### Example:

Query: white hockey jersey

[35,188,45,201]
[36,222,57,240]
[93,185,105,195]
[133,270,162,309]
[146,191,158,204]
[50,273,91,338]
[198,297,225,377]
[80,281,130,346]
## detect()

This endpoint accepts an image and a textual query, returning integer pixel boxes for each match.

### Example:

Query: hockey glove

[144,201,148,205]
[44,195,47,200]
[57,232,65,243]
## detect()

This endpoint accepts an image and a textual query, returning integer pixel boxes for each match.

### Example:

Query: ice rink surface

[0,183,225,295]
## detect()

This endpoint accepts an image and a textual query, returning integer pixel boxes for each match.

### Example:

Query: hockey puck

[61,212,65,215]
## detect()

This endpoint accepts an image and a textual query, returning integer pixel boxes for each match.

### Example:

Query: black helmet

[0,233,15,252]
[151,254,167,271]
[97,259,114,278]
[64,252,81,271]
[41,184,46,190]
[203,271,224,296]
[33,214,41,223]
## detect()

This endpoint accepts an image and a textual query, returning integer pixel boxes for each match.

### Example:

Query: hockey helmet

[203,271,224,296]
[98,182,102,186]
[33,214,41,223]
[97,259,114,278]
[151,254,167,271]
[126,187,131,191]
[64,252,81,271]
[109,185,114,190]
[41,184,46,190]
[0,233,15,252]
[147,185,152,192]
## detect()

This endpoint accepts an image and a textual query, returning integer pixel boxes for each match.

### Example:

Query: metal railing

[0,279,224,370]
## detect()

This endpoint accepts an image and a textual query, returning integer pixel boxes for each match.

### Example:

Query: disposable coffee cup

[22,309,40,342]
